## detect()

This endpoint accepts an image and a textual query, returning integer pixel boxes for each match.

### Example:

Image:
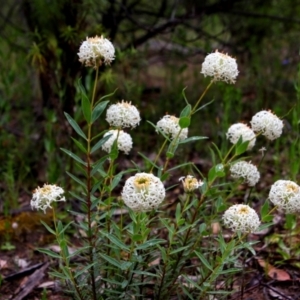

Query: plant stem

[85,67,99,300]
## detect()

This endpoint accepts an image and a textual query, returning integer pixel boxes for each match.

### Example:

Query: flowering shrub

[31,36,291,299]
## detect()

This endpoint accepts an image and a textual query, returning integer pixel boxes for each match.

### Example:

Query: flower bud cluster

[31,184,65,213]
[268,180,300,213]
[78,35,115,68]
[201,50,239,84]
[156,115,188,141]
[121,173,165,212]
[223,204,260,233]
[230,161,260,187]
[102,130,133,154]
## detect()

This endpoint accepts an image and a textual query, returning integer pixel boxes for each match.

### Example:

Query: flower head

[269,180,300,213]
[250,110,283,141]
[201,50,239,84]
[226,123,256,150]
[230,161,260,186]
[156,115,188,141]
[31,184,65,213]
[179,175,203,193]
[106,101,141,129]
[102,130,133,154]
[78,35,115,67]
[223,204,261,233]
[121,173,165,212]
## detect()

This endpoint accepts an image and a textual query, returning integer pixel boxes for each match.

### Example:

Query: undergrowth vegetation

[26,36,300,299]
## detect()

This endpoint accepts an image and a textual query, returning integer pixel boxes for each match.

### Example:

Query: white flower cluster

[121,173,165,212]
[31,184,65,213]
[78,35,115,67]
[106,101,141,129]
[102,130,133,154]
[269,180,300,213]
[156,115,188,141]
[250,110,283,141]
[179,175,203,193]
[226,123,256,150]
[223,204,261,233]
[201,50,239,84]
[230,161,260,186]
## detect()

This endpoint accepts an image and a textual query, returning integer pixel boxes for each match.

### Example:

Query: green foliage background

[1,0,300,202]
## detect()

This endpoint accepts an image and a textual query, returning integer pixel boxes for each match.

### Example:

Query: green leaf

[102,232,130,252]
[95,88,117,105]
[179,136,207,144]
[91,156,109,176]
[74,262,98,278]
[40,220,56,235]
[138,152,160,170]
[170,245,190,255]
[181,87,189,105]
[135,239,165,250]
[260,201,271,222]
[64,112,87,140]
[92,101,109,123]
[66,171,86,188]
[109,139,119,160]
[166,139,179,158]
[78,82,91,123]
[179,116,191,128]
[60,148,86,166]
[71,137,87,153]
[180,104,191,117]
[91,133,112,154]
[98,253,132,270]
[194,251,213,271]
[235,137,250,155]
[37,248,61,259]
[193,99,214,114]
[111,172,123,190]
[208,164,225,182]
[48,270,69,280]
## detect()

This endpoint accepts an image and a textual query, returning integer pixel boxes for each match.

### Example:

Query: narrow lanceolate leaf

[40,220,56,235]
[71,137,87,153]
[111,172,123,190]
[92,100,109,123]
[37,248,61,259]
[66,171,86,188]
[91,134,112,154]
[91,156,108,176]
[64,112,87,140]
[98,253,132,270]
[194,251,213,271]
[101,232,130,252]
[179,136,208,144]
[60,148,86,166]
[80,89,92,123]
